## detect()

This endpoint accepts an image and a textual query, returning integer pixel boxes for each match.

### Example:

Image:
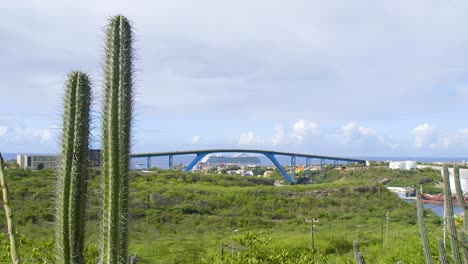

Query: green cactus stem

[437,238,449,264]
[416,190,433,264]
[101,14,134,264]
[442,165,462,264]
[0,154,20,264]
[453,164,468,260]
[56,71,91,264]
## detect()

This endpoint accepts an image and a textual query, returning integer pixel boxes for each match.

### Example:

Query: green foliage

[101,15,134,264]
[324,237,352,254]
[56,71,91,264]
[0,167,446,263]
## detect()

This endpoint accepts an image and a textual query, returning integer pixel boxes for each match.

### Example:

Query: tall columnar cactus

[0,153,20,264]
[442,165,462,264]
[453,164,468,260]
[416,190,433,264]
[100,15,134,264]
[56,72,91,264]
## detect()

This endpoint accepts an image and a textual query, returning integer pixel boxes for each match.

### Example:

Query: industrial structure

[389,160,417,170]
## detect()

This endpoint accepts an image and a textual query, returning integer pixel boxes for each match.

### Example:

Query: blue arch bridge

[131,149,367,184]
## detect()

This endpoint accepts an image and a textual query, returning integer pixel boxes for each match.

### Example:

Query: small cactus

[416,190,433,264]
[452,164,468,259]
[442,165,462,264]
[56,71,91,264]
[0,153,20,264]
[100,15,134,264]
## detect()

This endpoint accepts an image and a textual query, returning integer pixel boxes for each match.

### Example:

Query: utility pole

[381,216,384,248]
[385,211,389,244]
[305,218,319,252]
[356,224,361,242]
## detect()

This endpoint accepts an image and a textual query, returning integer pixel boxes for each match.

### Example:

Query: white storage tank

[405,160,417,170]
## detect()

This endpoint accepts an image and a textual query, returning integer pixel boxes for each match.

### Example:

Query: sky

[1,0,468,157]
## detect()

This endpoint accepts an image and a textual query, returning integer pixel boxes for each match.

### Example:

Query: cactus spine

[416,190,433,264]
[56,72,91,264]
[0,154,20,264]
[101,15,133,264]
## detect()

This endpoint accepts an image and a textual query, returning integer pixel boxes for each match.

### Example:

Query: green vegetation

[101,15,134,264]
[285,166,442,194]
[0,166,449,263]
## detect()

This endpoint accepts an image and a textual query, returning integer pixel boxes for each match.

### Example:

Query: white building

[387,187,416,198]
[16,149,102,171]
[17,155,59,170]
[389,161,417,170]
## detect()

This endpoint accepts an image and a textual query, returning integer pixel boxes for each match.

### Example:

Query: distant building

[17,149,102,170]
[17,155,59,170]
[389,161,417,170]
[387,187,416,198]
[387,187,415,198]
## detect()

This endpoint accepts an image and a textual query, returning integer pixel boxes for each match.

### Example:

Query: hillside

[0,166,444,263]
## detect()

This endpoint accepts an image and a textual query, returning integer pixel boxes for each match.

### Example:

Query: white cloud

[271,120,321,146]
[429,128,468,149]
[342,122,397,149]
[291,120,320,143]
[412,123,434,148]
[191,135,201,145]
[0,126,7,137]
[238,131,264,146]
[272,126,289,147]
[0,125,55,145]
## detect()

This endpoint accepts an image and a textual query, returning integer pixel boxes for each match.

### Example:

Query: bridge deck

[130,148,366,163]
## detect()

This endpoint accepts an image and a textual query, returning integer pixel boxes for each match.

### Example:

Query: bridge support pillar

[184,152,209,172]
[305,158,310,177]
[290,156,296,181]
[146,156,151,170]
[264,153,294,184]
[169,155,174,169]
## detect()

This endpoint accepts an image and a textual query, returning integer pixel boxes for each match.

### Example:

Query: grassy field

[0,165,446,263]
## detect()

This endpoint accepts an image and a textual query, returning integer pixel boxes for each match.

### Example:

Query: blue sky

[1,0,468,157]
